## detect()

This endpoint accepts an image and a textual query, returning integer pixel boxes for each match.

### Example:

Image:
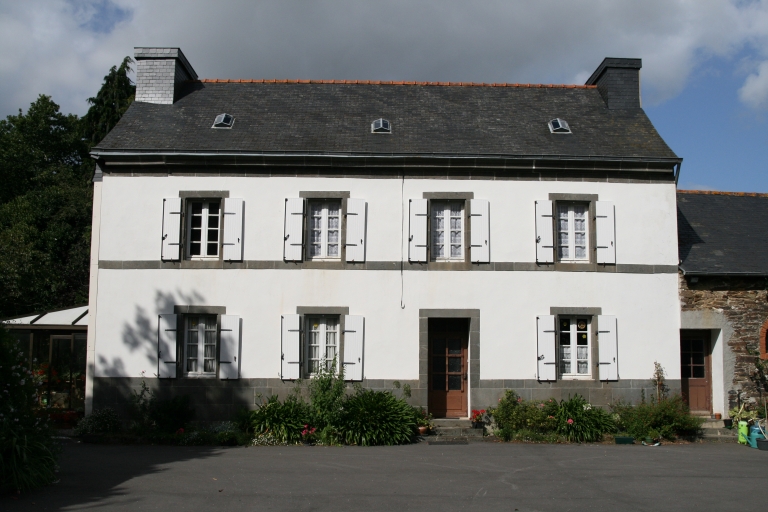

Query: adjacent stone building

[678,190,768,415]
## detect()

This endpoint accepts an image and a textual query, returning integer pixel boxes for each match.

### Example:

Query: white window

[559,316,590,377]
[308,201,341,259]
[185,315,217,376]
[431,201,463,261]
[187,200,221,258]
[305,316,338,375]
[557,203,588,262]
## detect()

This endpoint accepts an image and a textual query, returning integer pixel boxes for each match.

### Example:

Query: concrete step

[432,419,472,428]
[700,427,738,442]
[432,426,484,438]
[701,420,727,429]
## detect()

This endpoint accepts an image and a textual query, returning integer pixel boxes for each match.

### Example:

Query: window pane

[560,346,571,361]
[450,218,461,230]
[561,360,571,374]
[191,202,203,215]
[310,244,321,256]
[190,242,201,255]
[208,215,218,229]
[680,365,690,378]
[692,366,705,378]
[692,353,704,365]
[209,202,220,215]
[560,318,571,330]
[328,230,339,243]
[208,229,218,242]
[433,244,445,257]
[577,346,589,359]
[448,339,461,354]
[691,340,704,352]
[450,230,461,244]
[207,242,218,256]
[577,361,588,374]
[448,375,462,390]
[191,215,202,228]
[450,244,461,257]
[448,357,462,372]
[328,216,339,229]
[560,333,571,346]
[432,339,446,353]
[432,356,445,373]
[681,339,691,352]
[577,333,588,345]
[433,374,446,390]
[327,244,339,257]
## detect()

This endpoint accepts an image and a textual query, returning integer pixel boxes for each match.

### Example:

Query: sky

[1,0,767,192]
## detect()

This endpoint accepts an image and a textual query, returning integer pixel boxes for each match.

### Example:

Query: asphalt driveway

[3,440,766,511]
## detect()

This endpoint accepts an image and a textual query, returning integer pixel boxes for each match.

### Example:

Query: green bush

[555,395,615,442]
[249,395,311,444]
[0,328,59,493]
[490,391,615,443]
[611,395,703,440]
[340,389,416,446]
[128,377,195,435]
[74,407,122,436]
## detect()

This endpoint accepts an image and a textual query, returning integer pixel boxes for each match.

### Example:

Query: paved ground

[3,440,767,511]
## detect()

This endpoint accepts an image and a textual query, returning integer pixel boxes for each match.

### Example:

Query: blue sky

[1,1,767,192]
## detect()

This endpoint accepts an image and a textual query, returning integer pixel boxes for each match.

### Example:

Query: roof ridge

[677,189,768,198]
[194,79,597,89]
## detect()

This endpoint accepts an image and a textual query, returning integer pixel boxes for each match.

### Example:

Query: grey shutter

[219,315,241,380]
[161,198,182,261]
[157,314,178,378]
[536,315,557,381]
[469,199,490,263]
[535,200,554,264]
[408,199,428,262]
[597,315,618,381]
[281,314,301,380]
[222,198,244,261]
[596,201,616,264]
[345,198,367,262]
[342,315,365,381]
[283,198,305,262]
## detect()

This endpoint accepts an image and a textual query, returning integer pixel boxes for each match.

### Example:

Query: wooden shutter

[535,200,554,264]
[408,199,428,262]
[597,315,618,381]
[596,201,616,264]
[219,315,241,380]
[283,198,305,262]
[343,315,365,381]
[161,198,182,261]
[157,314,178,379]
[222,198,244,261]
[345,199,367,262]
[469,199,490,263]
[536,315,557,381]
[281,314,301,380]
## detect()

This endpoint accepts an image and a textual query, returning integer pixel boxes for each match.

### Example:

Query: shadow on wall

[3,443,225,511]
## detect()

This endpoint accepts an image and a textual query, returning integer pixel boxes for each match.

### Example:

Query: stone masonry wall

[679,273,768,408]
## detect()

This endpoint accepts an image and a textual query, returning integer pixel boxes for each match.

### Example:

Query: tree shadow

[2,442,228,511]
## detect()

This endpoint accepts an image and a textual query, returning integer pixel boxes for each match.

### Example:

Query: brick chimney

[585,58,642,109]
[134,47,197,105]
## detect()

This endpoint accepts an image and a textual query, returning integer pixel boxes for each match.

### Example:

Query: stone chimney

[134,47,198,105]
[585,58,642,109]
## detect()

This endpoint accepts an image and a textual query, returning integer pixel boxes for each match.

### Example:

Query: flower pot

[757,438,768,451]
[614,436,634,445]
[418,426,429,436]
[472,422,483,430]
[714,413,722,420]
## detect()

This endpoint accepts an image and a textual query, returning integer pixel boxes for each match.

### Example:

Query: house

[3,305,89,412]
[85,47,683,420]
[678,190,768,416]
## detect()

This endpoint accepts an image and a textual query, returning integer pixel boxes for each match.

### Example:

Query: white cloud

[739,60,768,109]
[2,0,768,117]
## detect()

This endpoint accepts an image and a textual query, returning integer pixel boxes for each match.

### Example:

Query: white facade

[87,173,681,414]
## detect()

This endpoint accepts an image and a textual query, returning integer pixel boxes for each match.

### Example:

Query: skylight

[371,118,391,133]
[212,114,235,129]
[548,118,571,134]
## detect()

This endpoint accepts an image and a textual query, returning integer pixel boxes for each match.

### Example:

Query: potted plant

[470,409,486,429]
[643,429,661,446]
[415,408,432,435]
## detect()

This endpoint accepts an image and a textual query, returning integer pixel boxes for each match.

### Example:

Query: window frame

[557,315,593,379]
[556,202,590,263]
[306,199,343,261]
[183,198,224,260]
[549,194,598,269]
[304,315,340,377]
[182,313,220,378]
[430,200,465,262]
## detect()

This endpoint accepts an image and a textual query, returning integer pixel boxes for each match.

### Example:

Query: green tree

[80,56,135,146]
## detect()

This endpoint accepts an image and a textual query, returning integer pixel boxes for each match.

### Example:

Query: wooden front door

[428,318,469,418]
[680,332,712,414]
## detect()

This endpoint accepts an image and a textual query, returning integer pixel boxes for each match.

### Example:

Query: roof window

[548,118,571,134]
[371,118,391,133]
[212,114,235,129]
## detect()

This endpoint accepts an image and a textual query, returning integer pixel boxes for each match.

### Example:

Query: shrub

[491,390,558,433]
[249,395,311,444]
[74,407,122,436]
[307,359,346,429]
[0,328,59,493]
[611,395,703,440]
[340,389,416,446]
[127,376,195,435]
[497,428,560,443]
[555,395,615,443]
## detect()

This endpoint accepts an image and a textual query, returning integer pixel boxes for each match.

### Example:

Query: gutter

[679,266,768,277]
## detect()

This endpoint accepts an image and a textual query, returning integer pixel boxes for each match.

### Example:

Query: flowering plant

[301,424,318,443]
[470,409,486,423]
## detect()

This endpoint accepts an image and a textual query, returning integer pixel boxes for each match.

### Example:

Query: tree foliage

[0,57,134,318]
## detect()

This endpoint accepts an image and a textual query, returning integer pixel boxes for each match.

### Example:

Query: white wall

[93,174,680,383]
[98,176,679,265]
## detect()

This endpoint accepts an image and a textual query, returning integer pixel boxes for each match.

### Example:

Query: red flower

[567,418,574,425]
[175,428,184,434]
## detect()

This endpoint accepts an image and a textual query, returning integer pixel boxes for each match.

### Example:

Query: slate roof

[678,191,768,275]
[95,81,678,161]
